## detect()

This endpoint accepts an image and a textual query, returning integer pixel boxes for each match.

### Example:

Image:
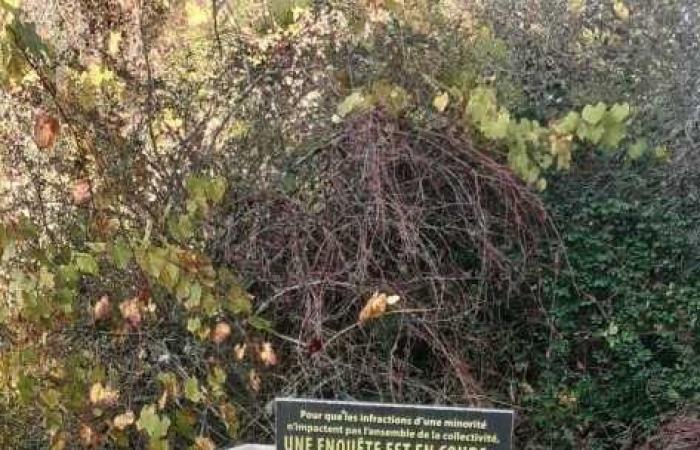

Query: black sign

[275,398,514,450]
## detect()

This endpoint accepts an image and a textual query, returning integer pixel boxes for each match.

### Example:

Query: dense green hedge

[520,163,700,448]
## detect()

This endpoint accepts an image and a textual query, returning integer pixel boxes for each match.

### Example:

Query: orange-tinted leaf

[211,321,231,344]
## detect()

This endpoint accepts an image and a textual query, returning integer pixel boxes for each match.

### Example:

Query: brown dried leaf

[92,295,111,322]
[33,111,60,150]
[194,436,216,450]
[358,292,400,324]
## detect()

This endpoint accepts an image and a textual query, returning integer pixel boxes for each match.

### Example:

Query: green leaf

[111,239,132,270]
[206,177,227,204]
[653,144,671,161]
[225,284,252,316]
[608,103,630,123]
[627,139,648,160]
[184,377,203,403]
[145,248,168,278]
[38,266,55,290]
[17,374,35,404]
[87,242,108,253]
[576,123,605,144]
[10,18,50,60]
[186,317,202,334]
[554,112,580,134]
[599,122,626,149]
[187,282,202,308]
[40,388,61,409]
[0,1,21,13]
[175,279,191,301]
[137,405,171,440]
[169,215,194,241]
[248,315,272,332]
[336,92,366,118]
[581,102,607,125]
[74,253,99,275]
[207,366,226,392]
[200,292,218,317]
[481,109,511,139]
[282,171,297,194]
[466,87,498,125]
[161,262,180,289]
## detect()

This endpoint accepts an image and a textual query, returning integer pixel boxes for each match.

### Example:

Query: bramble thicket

[0,1,698,449]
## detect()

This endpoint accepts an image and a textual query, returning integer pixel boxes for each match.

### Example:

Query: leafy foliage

[519,168,700,448]
[0,1,696,449]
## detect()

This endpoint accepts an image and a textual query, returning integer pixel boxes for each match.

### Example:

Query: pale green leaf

[553,111,580,134]
[75,253,99,275]
[111,239,132,270]
[184,377,203,403]
[337,92,366,118]
[581,102,607,125]
[627,139,648,160]
[609,103,630,123]
[432,92,449,112]
[137,405,171,440]
[226,284,252,315]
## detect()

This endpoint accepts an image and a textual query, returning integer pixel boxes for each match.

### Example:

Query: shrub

[518,164,700,449]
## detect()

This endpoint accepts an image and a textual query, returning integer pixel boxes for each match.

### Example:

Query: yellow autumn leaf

[185,1,209,27]
[432,92,450,112]
[613,0,629,21]
[89,382,119,407]
[568,0,585,15]
[234,343,246,361]
[113,410,135,430]
[107,31,122,56]
[358,292,400,324]
[84,63,116,86]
